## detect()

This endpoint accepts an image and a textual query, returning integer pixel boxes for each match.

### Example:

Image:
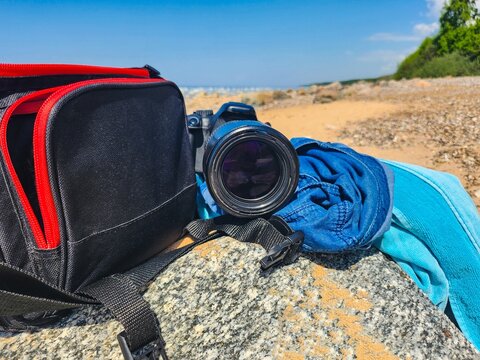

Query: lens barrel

[203,121,299,218]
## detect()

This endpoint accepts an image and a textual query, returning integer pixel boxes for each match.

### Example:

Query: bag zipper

[33,78,165,249]
[0,87,63,249]
[0,64,152,78]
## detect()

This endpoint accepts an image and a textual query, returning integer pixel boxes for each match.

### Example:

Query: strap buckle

[260,231,304,271]
[118,331,169,360]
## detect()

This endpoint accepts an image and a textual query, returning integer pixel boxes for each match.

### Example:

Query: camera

[187,102,299,218]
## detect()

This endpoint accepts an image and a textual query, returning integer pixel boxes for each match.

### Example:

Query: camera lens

[221,140,281,199]
[203,121,299,218]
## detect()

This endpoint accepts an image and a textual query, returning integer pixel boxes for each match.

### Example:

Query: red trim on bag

[0,78,165,249]
[12,99,50,115]
[0,87,62,249]
[0,64,150,78]
[34,78,165,249]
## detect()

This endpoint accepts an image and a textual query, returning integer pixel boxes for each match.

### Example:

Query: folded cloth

[274,138,394,252]
[375,160,480,349]
[195,137,394,253]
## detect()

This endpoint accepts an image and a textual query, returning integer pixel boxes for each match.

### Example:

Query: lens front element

[221,140,281,200]
[204,120,299,218]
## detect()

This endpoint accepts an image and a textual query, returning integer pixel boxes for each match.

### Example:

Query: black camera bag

[0,64,302,359]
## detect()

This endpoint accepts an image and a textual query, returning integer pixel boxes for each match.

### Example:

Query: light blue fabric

[375,160,480,349]
[376,219,449,310]
[195,174,224,219]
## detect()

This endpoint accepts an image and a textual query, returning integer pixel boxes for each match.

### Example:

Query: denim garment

[195,138,394,253]
[274,138,394,252]
[375,160,480,350]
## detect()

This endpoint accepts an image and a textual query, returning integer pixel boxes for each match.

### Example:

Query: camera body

[187,102,259,173]
[187,102,299,218]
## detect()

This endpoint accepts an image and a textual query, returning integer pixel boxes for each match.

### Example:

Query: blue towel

[376,160,480,349]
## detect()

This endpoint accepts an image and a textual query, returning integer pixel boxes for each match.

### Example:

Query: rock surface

[1,236,478,359]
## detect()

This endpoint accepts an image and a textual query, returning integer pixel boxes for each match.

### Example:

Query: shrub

[395,38,436,79]
[272,90,290,100]
[397,51,480,79]
[250,91,274,106]
[414,52,480,77]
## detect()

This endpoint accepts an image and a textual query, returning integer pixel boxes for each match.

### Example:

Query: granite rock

[0,236,478,359]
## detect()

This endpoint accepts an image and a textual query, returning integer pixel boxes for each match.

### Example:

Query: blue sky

[1,0,448,87]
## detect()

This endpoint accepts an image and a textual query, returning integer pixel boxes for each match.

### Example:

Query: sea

[179,86,283,98]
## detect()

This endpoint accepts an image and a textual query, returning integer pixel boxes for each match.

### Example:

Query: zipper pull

[143,64,161,78]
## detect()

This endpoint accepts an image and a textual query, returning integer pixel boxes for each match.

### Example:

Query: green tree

[436,0,480,57]
[395,0,480,79]
[439,0,477,29]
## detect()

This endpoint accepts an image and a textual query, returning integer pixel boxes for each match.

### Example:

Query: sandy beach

[185,77,480,209]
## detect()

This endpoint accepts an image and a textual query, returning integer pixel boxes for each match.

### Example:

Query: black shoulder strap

[0,217,303,360]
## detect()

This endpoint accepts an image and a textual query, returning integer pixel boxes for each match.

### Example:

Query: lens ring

[204,121,299,218]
